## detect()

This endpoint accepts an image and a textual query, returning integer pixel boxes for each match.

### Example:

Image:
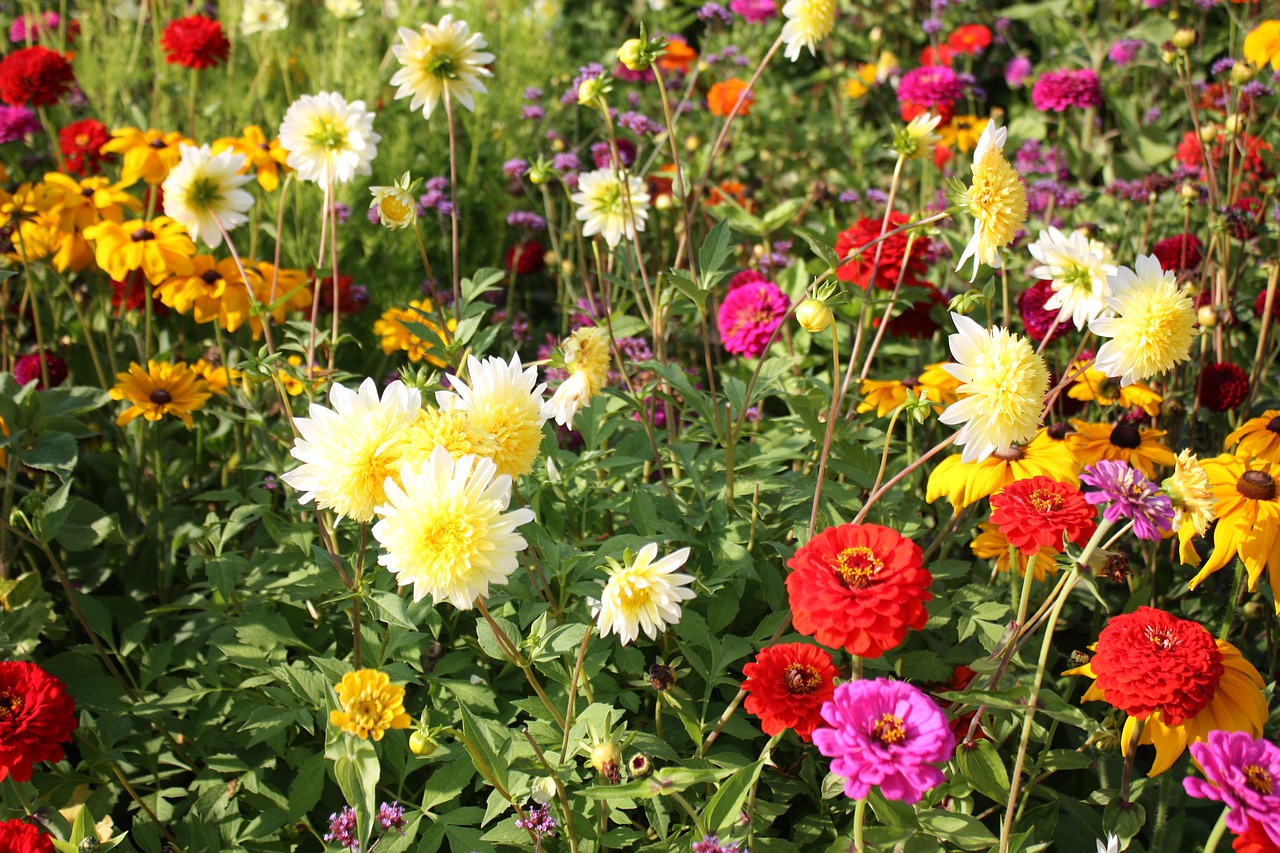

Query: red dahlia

[785,523,932,658]
[0,660,77,783]
[1018,279,1071,343]
[834,212,928,291]
[1235,821,1280,853]
[1088,606,1222,726]
[988,475,1095,556]
[160,15,230,70]
[884,285,945,339]
[1150,233,1203,272]
[1255,289,1280,321]
[505,240,546,276]
[0,46,75,107]
[741,643,837,742]
[59,119,113,176]
[1199,362,1249,412]
[0,819,55,853]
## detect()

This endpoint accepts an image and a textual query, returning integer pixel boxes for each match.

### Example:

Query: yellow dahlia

[545,326,611,428]
[1162,449,1216,566]
[926,428,1079,508]
[438,354,547,479]
[1089,255,1196,386]
[956,123,1026,281]
[329,669,412,741]
[386,407,496,473]
[390,15,494,119]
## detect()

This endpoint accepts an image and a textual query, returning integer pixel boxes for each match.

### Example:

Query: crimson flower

[0,819,55,853]
[835,212,928,290]
[742,643,837,742]
[0,660,78,783]
[160,15,230,70]
[989,475,1096,555]
[0,46,75,107]
[59,119,113,176]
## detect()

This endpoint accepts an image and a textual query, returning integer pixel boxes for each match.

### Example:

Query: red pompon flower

[1199,362,1249,412]
[786,523,932,658]
[506,240,546,276]
[947,24,992,56]
[1235,821,1280,853]
[742,643,838,742]
[1089,606,1223,726]
[160,15,230,70]
[1151,233,1203,272]
[1018,279,1071,343]
[0,46,75,107]
[835,212,928,290]
[0,661,78,783]
[989,475,1096,556]
[0,819,55,853]
[59,119,113,176]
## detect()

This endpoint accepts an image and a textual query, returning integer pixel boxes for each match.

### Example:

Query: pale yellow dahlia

[956,123,1027,281]
[1089,255,1196,386]
[390,15,494,119]
[545,326,611,428]
[329,669,411,741]
[438,354,548,479]
[780,0,838,62]
[597,543,696,646]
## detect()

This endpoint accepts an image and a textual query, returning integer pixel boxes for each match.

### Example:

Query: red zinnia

[1199,362,1249,412]
[989,476,1095,556]
[947,25,992,56]
[1235,821,1280,853]
[160,15,230,70]
[0,819,55,853]
[1151,233,1203,272]
[0,46,75,107]
[506,240,546,276]
[835,212,928,290]
[785,523,932,658]
[919,44,954,67]
[1089,606,1223,726]
[0,660,78,783]
[58,119,113,176]
[741,643,838,742]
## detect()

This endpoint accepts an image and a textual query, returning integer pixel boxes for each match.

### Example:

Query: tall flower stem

[808,321,841,535]
[1015,553,1041,627]
[855,230,918,385]
[60,275,107,389]
[852,797,869,853]
[475,597,566,729]
[306,180,332,381]
[561,625,593,762]
[186,66,199,138]
[1219,557,1246,640]
[443,90,462,306]
[1203,806,1230,853]
[327,183,342,371]
[852,433,957,525]
[653,69,697,285]
[15,238,51,388]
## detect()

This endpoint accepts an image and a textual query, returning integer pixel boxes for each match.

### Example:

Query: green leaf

[794,227,840,272]
[918,810,999,851]
[333,735,380,853]
[474,613,520,662]
[702,760,764,836]
[367,589,415,630]
[698,217,734,277]
[10,431,77,477]
[288,753,327,822]
[958,740,1011,803]
[455,694,512,794]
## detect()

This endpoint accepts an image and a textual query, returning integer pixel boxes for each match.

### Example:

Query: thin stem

[561,626,594,763]
[808,321,841,536]
[851,434,957,525]
[475,597,566,729]
[443,89,462,306]
[1220,557,1246,640]
[1203,806,1230,853]
[852,797,868,853]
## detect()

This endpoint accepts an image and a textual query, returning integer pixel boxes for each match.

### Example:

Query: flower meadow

[4,2,1280,853]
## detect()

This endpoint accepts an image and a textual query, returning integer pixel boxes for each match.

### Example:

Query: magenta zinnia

[1184,730,1280,846]
[717,274,789,358]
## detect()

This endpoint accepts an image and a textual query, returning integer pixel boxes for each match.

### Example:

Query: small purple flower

[1144,106,1162,124]
[922,18,942,35]
[839,189,860,204]
[617,110,663,136]
[521,105,546,122]
[332,202,351,225]
[524,86,544,100]
[511,313,531,342]
[503,158,529,179]
[1080,459,1174,541]
[1184,731,1280,846]
[507,211,547,231]
[1211,57,1236,77]
[366,205,382,225]
[514,803,558,839]
[552,152,580,173]
[377,802,406,835]
[864,188,888,205]
[0,105,40,143]
[1108,39,1143,67]
[324,807,359,850]
[693,836,745,853]
[1242,81,1274,99]
[1005,56,1033,88]
[812,678,956,804]
[730,0,777,22]
[698,3,734,25]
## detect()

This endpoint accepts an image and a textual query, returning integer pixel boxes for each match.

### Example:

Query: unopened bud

[797,297,834,333]
[1179,182,1198,202]
[628,753,654,779]
[1244,601,1265,621]
[684,135,701,153]
[1198,305,1219,327]
[531,777,557,805]
[1161,49,1178,64]
[1231,61,1258,84]
[590,742,621,784]
[409,730,438,757]
[647,664,676,691]
[578,76,609,107]
[1199,124,1219,144]
[1171,28,1197,50]
[617,39,647,71]
[1224,113,1246,137]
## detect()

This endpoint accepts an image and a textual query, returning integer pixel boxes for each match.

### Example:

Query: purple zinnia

[503,158,529,179]
[1184,731,1280,846]
[1108,39,1143,66]
[1080,460,1174,541]
[811,678,956,804]
[0,104,40,143]
[717,273,789,358]
[730,0,777,22]
[1031,68,1103,112]
[324,807,359,851]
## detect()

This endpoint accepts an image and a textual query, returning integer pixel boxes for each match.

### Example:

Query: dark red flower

[919,44,954,67]
[1018,279,1071,343]
[885,285,945,339]
[13,352,68,390]
[315,272,368,315]
[0,660,78,783]
[835,212,928,290]
[0,46,75,107]
[505,240,546,276]
[786,523,932,658]
[58,119,113,176]
[160,15,230,70]
[1150,233,1203,272]
[0,819,55,853]
[1254,288,1280,320]
[111,270,167,316]
[1235,820,1280,853]
[989,475,1096,555]
[742,643,838,742]
[1199,362,1249,412]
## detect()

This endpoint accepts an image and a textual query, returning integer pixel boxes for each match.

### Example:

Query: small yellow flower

[956,124,1027,281]
[1066,420,1176,480]
[212,125,291,192]
[938,115,990,154]
[329,669,412,741]
[971,522,1058,580]
[1066,364,1163,416]
[369,173,417,230]
[101,128,191,186]
[41,174,142,231]
[1224,410,1280,465]
[375,300,453,367]
[192,358,243,396]
[843,63,878,100]
[546,326,611,428]
[1162,450,1216,566]
[109,361,211,428]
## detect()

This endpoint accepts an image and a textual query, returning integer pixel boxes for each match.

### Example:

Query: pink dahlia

[897,66,962,123]
[811,678,956,804]
[1018,279,1071,343]
[717,275,789,358]
[730,0,777,22]
[1185,731,1280,846]
[1031,69,1103,112]
[0,104,39,143]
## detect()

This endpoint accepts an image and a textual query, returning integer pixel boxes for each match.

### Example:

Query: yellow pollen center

[1028,489,1064,513]
[1145,626,1179,651]
[831,546,883,589]
[0,689,22,721]
[872,713,907,745]
[1246,764,1273,795]
[782,663,822,695]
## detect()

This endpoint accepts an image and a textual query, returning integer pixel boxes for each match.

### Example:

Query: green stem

[1220,557,1245,640]
[6,776,35,816]
[1203,805,1230,853]
[668,791,707,838]
[853,797,868,853]
[1016,553,1040,627]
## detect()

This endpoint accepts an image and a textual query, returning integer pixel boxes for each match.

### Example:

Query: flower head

[1080,459,1174,541]
[1189,456,1280,609]
[0,819,54,853]
[971,521,1059,579]
[161,15,230,70]
[326,0,364,19]
[1225,411,1280,465]
[278,92,381,186]
[374,300,452,366]
[708,78,754,117]
[780,0,837,61]
[956,123,1027,280]
[109,360,211,428]
[438,354,547,478]
[1243,20,1280,71]
[989,475,1096,555]
[329,669,412,741]
[546,326,611,428]
[939,313,1048,463]
[101,128,190,185]
[1066,367,1163,417]
[212,125,290,191]
[390,15,494,119]
[1185,731,1280,846]
[812,678,956,804]
[370,173,418,230]
[0,661,78,784]
[1031,68,1103,111]
[515,803,558,839]
[0,105,38,143]
[1066,420,1176,479]
[927,429,1079,508]
[786,523,931,657]
[1090,255,1196,386]
[597,543,696,645]
[1199,362,1250,412]
[1163,450,1217,563]
[571,168,650,249]
[57,118,112,176]
[835,212,928,290]
[324,807,358,850]
[742,643,837,742]
[897,65,963,123]
[241,0,289,36]
[161,144,255,248]
[1027,227,1117,330]
[894,112,942,160]
[0,46,74,107]
[717,275,788,358]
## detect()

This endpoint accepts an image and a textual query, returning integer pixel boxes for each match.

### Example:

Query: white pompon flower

[437,353,548,479]
[597,544,696,646]
[570,168,650,249]
[780,0,837,62]
[390,15,494,120]
[277,92,381,186]
[240,0,288,35]
[161,144,254,249]
[1089,254,1196,387]
[1028,227,1117,331]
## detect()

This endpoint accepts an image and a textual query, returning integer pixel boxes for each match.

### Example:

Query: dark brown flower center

[902,376,918,388]
[0,688,22,721]
[871,713,907,746]
[1047,422,1073,440]
[150,389,173,405]
[832,546,882,589]
[1245,764,1273,795]
[1237,470,1277,501]
[131,228,155,242]
[148,138,167,149]
[1109,422,1142,449]
[993,444,1026,461]
[200,269,221,284]
[782,663,822,695]
[80,187,95,198]
[1267,416,1280,435]
[257,142,271,151]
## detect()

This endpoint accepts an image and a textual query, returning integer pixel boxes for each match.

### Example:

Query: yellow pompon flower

[938,115,990,154]
[843,63,878,99]
[387,407,497,474]
[83,217,195,284]
[917,362,962,407]
[1224,410,1280,464]
[372,447,534,607]
[545,326,611,428]
[375,300,453,367]
[212,125,291,192]
[956,123,1026,281]
[1243,20,1280,71]
[438,354,548,479]
[1089,255,1196,387]
[1162,450,1216,566]
[329,670,412,741]
[109,361,211,428]
[1066,420,1176,480]
[1188,455,1280,609]
[597,543,696,646]
[780,0,837,62]
[192,358,243,396]
[926,428,1079,508]
[971,522,1058,580]
[1066,365,1162,416]
[41,174,142,231]
[101,128,191,186]
[939,312,1048,463]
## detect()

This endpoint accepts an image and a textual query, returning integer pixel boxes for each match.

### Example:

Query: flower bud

[528,158,554,186]
[1179,182,1198,202]
[1244,601,1265,621]
[590,741,621,784]
[531,776,558,805]
[1231,61,1258,84]
[1171,28,1197,50]
[1161,49,1178,64]
[684,135,701,153]
[409,730,438,756]
[617,39,647,71]
[1224,113,1246,137]
[1198,305,1219,328]
[797,297,834,333]
[628,753,654,779]
[1199,124,1219,144]
[647,664,676,691]
[578,76,609,107]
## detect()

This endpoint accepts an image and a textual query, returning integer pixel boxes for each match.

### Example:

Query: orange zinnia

[742,643,838,742]
[708,78,754,117]
[657,37,697,74]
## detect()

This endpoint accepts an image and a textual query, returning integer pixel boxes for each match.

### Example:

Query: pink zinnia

[730,0,777,22]
[0,104,39,143]
[1185,731,1280,846]
[896,66,963,123]
[717,274,789,358]
[811,678,956,804]
[1031,68,1103,112]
